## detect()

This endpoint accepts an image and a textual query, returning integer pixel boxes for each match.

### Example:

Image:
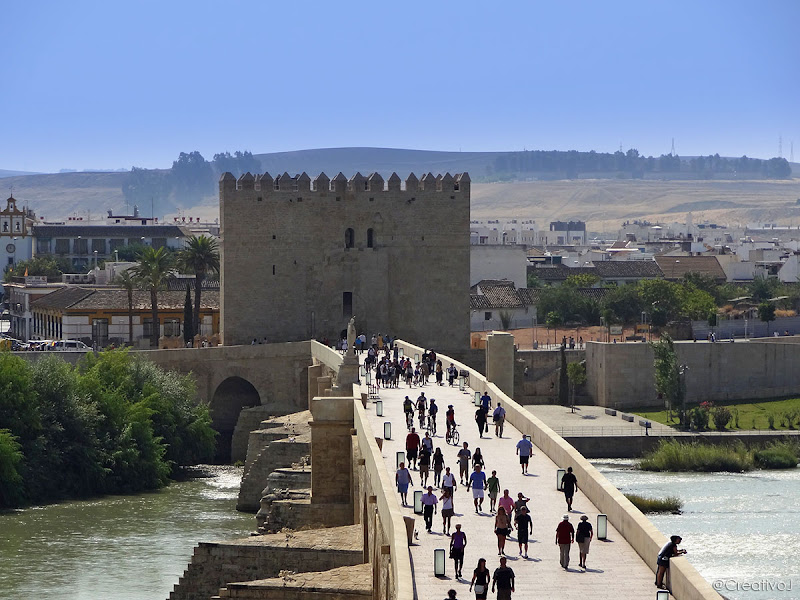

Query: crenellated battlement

[220,170,470,195]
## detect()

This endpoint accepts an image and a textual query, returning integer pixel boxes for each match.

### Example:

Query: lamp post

[597,514,608,540]
[383,422,391,440]
[556,468,566,491]
[376,400,383,417]
[396,451,405,469]
[413,490,423,515]
[433,548,446,576]
[93,250,98,270]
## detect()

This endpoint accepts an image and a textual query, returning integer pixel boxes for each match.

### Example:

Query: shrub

[712,407,732,431]
[732,408,740,429]
[753,441,799,469]
[640,439,753,472]
[690,406,709,431]
[625,493,683,513]
[767,413,776,429]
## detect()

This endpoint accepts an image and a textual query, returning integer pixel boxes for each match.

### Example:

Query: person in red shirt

[406,427,421,469]
[555,514,575,569]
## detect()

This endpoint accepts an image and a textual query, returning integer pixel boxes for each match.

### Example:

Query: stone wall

[220,171,470,355]
[586,339,800,409]
[169,526,364,600]
[216,563,372,600]
[514,348,586,404]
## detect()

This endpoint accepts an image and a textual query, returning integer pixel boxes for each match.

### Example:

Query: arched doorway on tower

[210,376,260,462]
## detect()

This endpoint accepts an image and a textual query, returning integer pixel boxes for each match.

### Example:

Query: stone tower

[220,170,470,354]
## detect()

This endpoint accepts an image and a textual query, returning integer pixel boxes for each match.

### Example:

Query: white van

[51,340,90,351]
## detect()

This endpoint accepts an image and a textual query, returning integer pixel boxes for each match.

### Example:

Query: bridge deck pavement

[360,369,666,599]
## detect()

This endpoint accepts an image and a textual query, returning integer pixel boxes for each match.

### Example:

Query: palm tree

[179,235,220,336]
[114,269,136,345]
[130,246,174,348]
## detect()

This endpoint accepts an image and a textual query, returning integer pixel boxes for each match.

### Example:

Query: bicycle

[445,423,460,445]
[426,415,437,436]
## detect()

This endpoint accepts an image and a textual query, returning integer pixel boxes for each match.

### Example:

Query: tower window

[345,228,354,249]
[343,292,353,318]
[367,228,375,248]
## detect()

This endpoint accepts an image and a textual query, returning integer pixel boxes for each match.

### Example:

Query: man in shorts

[491,556,515,600]
[487,470,500,513]
[515,506,533,558]
[492,402,506,438]
[406,428,421,470]
[515,434,533,475]
[468,464,488,513]
[457,442,471,486]
[561,467,578,511]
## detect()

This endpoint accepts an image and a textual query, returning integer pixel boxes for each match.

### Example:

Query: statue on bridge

[347,316,357,358]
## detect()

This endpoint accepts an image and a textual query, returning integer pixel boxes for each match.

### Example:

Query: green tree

[566,361,587,413]
[183,284,194,344]
[130,247,174,348]
[114,269,136,344]
[683,287,717,320]
[758,302,776,336]
[545,311,562,346]
[0,429,24,506]
[527,272,541,288]
[602,284,642,325]
[750,277,780,303]
[651,334,684,426]
[178,235,220,336]
[638,279,685,322]
[3,255,72,282]
[565,273,600,288]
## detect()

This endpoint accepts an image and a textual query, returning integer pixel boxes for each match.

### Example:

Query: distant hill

[0,169,39,178]
[3,148,798,230]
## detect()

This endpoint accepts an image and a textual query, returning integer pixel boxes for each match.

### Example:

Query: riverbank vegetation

[624,493,683,513]
[635,396,800,431]
[640,439,800,472]
[0,349,216,508]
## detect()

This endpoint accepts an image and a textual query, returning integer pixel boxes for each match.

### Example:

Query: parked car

[51,340,90,351]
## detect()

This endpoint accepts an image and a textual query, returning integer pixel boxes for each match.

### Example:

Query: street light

[597,514,608,540]
[556,468,566,490]
[433,548,446,576]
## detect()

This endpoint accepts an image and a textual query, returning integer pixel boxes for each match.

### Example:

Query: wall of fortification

[586,339,800,409]
[220,171,470,356]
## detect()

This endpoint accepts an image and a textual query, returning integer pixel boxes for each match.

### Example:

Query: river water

[595,460,800,600]
[0,465,254,600]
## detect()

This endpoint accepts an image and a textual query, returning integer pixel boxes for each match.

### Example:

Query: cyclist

[428,398,438,434]
[446,404,456,434]
[416,392,428,429]
[403,396,414,429]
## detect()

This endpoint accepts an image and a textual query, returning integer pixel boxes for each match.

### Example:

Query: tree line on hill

[122,150,261,209]
[489,149,792,180]
[0,350,217,508]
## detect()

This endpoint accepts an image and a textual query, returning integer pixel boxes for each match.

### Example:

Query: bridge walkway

[360,361,665,600]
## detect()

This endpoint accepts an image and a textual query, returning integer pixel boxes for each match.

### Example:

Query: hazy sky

[2,1,798,172]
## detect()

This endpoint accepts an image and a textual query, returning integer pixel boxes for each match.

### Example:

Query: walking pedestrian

[475,406,487,439]
[419,446,431,487]
[457,442,471,486]
[472,447,485,471]
[515,434,533,475]
[422,431,434,454]
[433,447,445,487]
[469,558,490,600]
[494,506,510,555]
[480,391,492,434]
[655,535,687,590]
[450,523,467,577]
[555,514,574,569]
[515,506,533,558]
[436,360,444,385]
[448,363,458,386]
[486,470,500,513]
[468,464,488,513]
[562,466,578,511]
[395,462,413,506]
[406,428,421,470]
[498,489,514,525]
[421,485,438,532]
[441,488,455,534]
[442,466,457,496]
[513,493,529,523]
[576,515,593,569]
[492,403,506,437]
[491,557,515,600]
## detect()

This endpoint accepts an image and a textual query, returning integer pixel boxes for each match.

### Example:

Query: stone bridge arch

[211,375,261,462]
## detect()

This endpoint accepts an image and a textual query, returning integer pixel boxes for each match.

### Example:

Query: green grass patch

[640,439,800,472]
[634,396,800,430]
[624,493,683,514]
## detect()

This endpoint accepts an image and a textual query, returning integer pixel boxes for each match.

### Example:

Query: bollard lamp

[396,451,405,469]
[384,422,391,440]
[597,514,608,540]
[474,391,481,406]
[376,400,383,416]
[556,468,566,491]
[414,353,420,362]
[434,548,446,576]
[414,490,423,514]
[656,590,669,600]
[458,376,465,391]
[359,365,366,377]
